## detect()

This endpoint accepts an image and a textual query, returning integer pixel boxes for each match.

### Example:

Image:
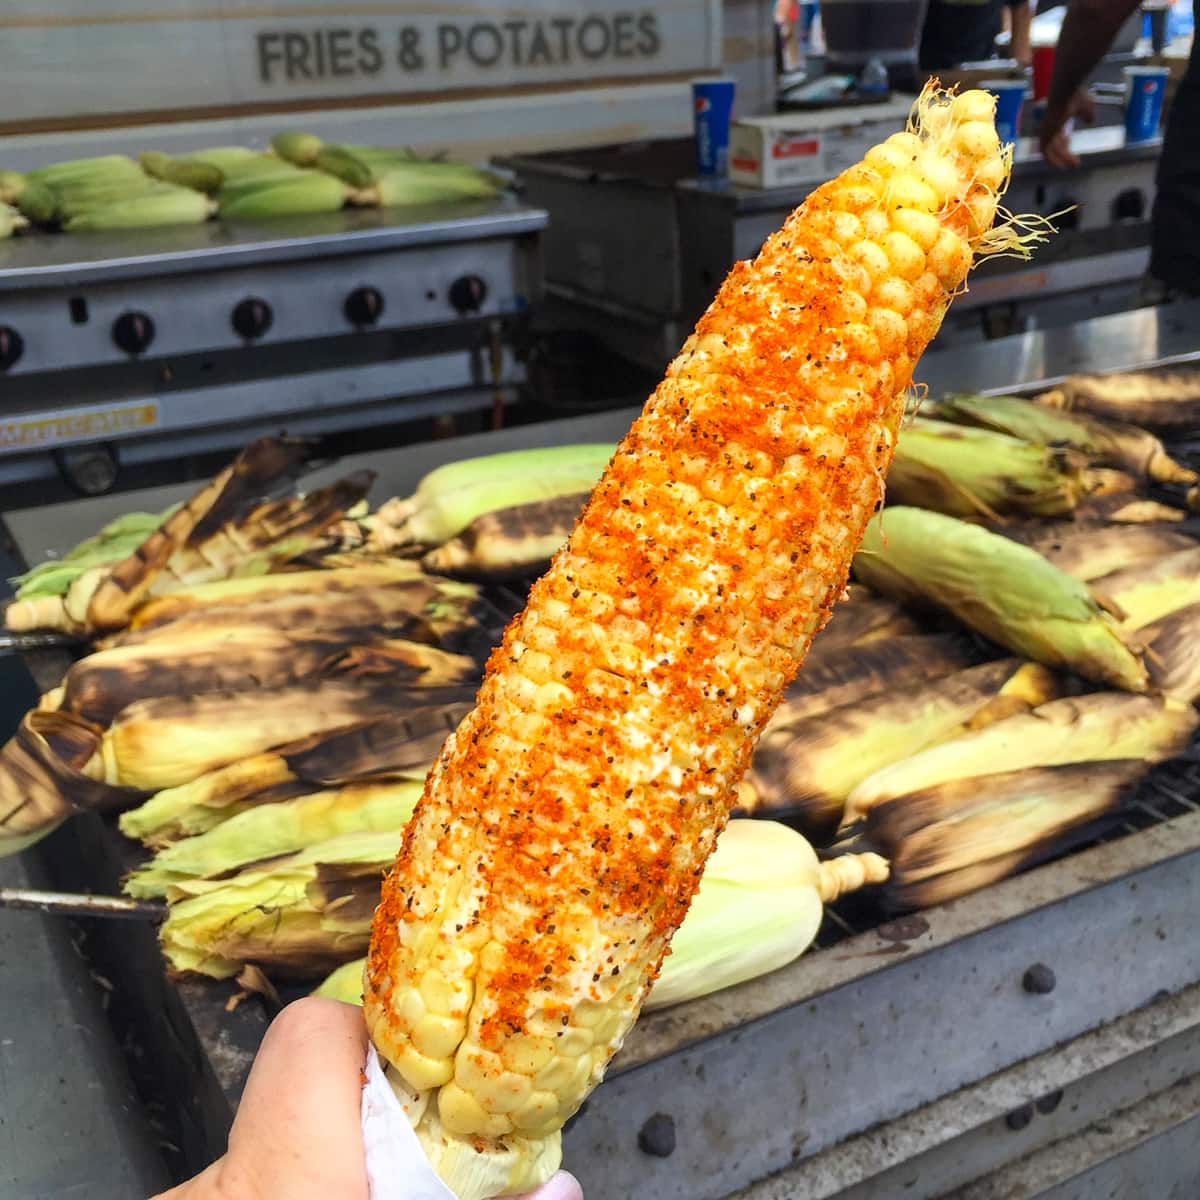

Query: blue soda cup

[691,77,737,177]
[1123,66,1170,143]
[982,79,1027,146]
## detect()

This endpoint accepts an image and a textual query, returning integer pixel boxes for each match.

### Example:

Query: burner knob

[344,286,385,328]
[0,326,23,371]
[448,274,488,315]
[232,297,274,341]
[112,311,156,357]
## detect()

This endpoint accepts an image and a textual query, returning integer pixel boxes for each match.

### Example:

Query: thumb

[521,1171,584,1200]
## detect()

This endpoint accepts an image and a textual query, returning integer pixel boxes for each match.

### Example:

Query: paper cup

[1032,43,1055,101]
[1123,65,1170,143]
[982,79,1027,145]
[692,77,737,176]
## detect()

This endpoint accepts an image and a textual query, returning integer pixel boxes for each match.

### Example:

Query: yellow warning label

[0,401,159,453]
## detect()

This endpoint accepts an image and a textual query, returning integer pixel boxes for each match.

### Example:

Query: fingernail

[534,1171,584,1200]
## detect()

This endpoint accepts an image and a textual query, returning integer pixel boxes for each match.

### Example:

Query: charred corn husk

[1092,546,1200,629]
[124,562,428,630]
[807,585,922,651]
[888,417,1089,518]
[1037,371,1200,432]
[854,507,1148,691]
[740,659,1058,839]
[1006,524,1197,582]
[4,437,317,634]
[373,444,614,551]
[421,493,590,581]
[125,780,423,897]
[762,631,982,726]
[0,710,144,858]
[90,680,470,792]
[844,692,1198,825]
[362,86,1037,1199]
[320,821,887,1010]
[160,830,400,979]
[1135,602,1200,701]
[868,759,1146,909]
[940,393,1197,486]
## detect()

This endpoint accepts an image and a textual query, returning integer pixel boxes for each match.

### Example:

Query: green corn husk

[888,417,1090,519]
[271,131,325,166]
[64,188,215,231]
[939,393,1198,486]
[353,160,501,208]
[741,659,1059,841]
[17,181,58,224]
[159,830,401,979]
[0,169,26,203]
[125,779,422,897]
[854,508,1149,692]
[313,821,888,1010]
[219,171,349,219]
[1093,546,1200,629]
[374,444,615,550]
[138,151,224,194]
[183,147,259,173]
[25,154,140,186]
[1006,524,1197,582]
[868,759,1147,910]
[314,145,374,189]
[844,691,1199,826]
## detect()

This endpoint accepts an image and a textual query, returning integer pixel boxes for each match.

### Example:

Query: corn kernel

[849,239,891,280]
[883,230,926,280]
[891,206,941,250]
[872,276,915,315]
[951,90,996,124]
[865,143,911,176]
[955,120,1000,160]
[886,176,940,214]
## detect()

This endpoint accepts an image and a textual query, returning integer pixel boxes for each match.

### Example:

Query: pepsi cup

[1123,66,1170,143]
[982,79,1027,146]
[692,77,737,177]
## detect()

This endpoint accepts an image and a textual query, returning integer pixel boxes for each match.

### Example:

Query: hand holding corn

[362,84,1037,1200]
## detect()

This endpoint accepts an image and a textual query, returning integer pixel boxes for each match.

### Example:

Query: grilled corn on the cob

[363,84,1036,1199]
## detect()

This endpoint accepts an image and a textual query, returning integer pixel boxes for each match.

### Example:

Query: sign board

[0,2,722,128]
[0,400,160,455]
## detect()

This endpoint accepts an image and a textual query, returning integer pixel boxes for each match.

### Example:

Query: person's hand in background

[1039,87,1097,168]
[154,997,583,1200]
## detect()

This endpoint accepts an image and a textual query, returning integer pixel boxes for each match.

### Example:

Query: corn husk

[854,507,1148,692]
[1133,602,1200,701]
[740,659,1059,840]
[0,710,144,857]
[1092,546,1200,629]
[125,779,423,897]
[1037,372,1200,432]
[119,701,469,845]
[888,417,1090,519]
[92,679,473,791]
[844,692,1199,826]
[764,632,983,727]
[868,759,1147,909]
[1006,524,1196,582]
[809,585,922,652]
[159,831,400,978]
[940,393,1198,485]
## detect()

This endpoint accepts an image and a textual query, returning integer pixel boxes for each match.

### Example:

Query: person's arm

[1009,0,1033,65]
[1039,0,1140,167]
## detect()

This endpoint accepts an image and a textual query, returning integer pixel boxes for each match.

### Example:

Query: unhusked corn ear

[854,507,1148,692]
[1007,524,1196,582]
[1092,546,1200,629]
[1036,372,1200,433]
[364,84,1030,1200]
[218,171,349,219]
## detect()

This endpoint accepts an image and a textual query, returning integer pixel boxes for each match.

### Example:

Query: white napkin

[361,1042,458,1200]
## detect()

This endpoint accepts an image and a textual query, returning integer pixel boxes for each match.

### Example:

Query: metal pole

[0,886,166,922]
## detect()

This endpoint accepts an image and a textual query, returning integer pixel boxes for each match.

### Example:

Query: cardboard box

[728,97,916,190]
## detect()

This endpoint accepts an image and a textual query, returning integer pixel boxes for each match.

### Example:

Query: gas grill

[5,300,1200,1199]
[0,198,546,499]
